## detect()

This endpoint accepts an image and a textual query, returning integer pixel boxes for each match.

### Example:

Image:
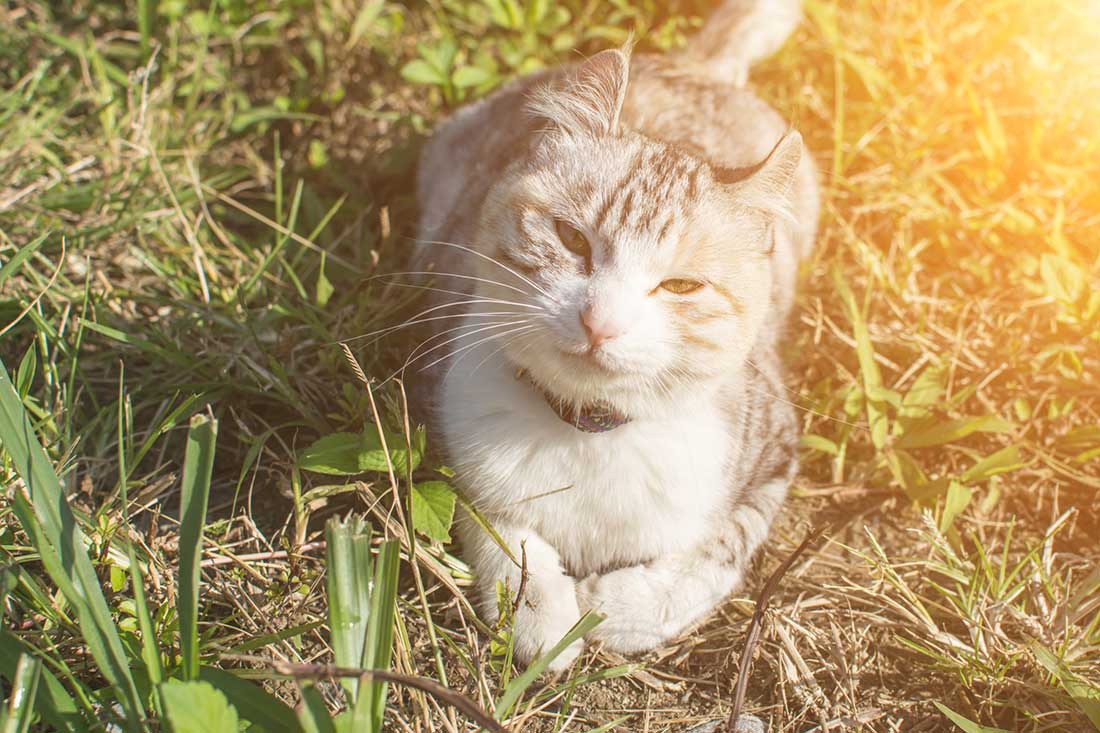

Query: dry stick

[272,661,508,733]
[727,523,832,733]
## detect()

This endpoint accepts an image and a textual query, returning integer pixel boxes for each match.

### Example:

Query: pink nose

[580,306,622,350]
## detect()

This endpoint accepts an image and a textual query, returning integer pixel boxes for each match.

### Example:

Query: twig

[727,523,831,733]
[199,541,326,568]
[511,540,529,617]
[272,661,508,733]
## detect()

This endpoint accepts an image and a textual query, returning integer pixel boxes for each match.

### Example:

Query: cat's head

[471,47,802,417]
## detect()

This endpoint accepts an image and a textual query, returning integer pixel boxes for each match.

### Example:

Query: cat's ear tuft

[718,130,803,219]
[527,46,631,139]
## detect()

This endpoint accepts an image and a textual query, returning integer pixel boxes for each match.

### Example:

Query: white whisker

[414,237,558,304]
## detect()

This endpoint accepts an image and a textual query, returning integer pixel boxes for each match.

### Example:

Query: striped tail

[680,0,802,86]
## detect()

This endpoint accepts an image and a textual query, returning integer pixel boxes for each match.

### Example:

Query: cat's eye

[660,278,705,295]
[554,220,590,259]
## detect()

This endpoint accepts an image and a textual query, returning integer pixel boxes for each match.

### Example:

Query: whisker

[346,309,537,347]
[414,323,541,379]
[413,237,558,304]
[443,322,543,383]
[743,358,870,433]
[382,320,533,385]
[370,280,545,310]
[365,270,535,299]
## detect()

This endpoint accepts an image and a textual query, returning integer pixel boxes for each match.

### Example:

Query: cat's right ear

[527,47,631,140]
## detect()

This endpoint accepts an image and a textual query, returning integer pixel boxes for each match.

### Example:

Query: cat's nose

[580,306,623,349]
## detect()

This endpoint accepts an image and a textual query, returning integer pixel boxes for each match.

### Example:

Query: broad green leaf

[297,684,336,733]
[178,415,217,681]
[900,363,945,417]
[411,481,457,542]
[961,445,1026,482]
[885,448,927,497]
[896,415,1014,450]
[939,480,971,531]
[452,65,496,88]
[933,702,1008,733]
[298,430,423,476]
[160,680,239,733]
[198,668,298,732]
[400,59,447,86]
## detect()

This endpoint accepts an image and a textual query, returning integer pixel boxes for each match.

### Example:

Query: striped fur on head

[468,49,804,418]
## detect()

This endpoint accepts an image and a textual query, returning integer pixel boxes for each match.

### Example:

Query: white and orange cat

[411,0,818,669]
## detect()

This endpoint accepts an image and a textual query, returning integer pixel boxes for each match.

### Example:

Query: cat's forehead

[562,136,712,245]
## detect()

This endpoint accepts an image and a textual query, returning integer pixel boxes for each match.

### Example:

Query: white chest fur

[439,350,731,577]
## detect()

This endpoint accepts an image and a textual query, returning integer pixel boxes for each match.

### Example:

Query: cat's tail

[679,0,802,85]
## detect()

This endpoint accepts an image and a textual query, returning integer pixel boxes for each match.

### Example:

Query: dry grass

[1,0,1098,731]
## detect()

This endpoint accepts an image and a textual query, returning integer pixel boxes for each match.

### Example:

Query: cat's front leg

[577,477,787,653]
[458,518,584,670]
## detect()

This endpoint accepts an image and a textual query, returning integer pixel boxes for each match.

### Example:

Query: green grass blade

[0,233,47,292]
[0,359,146,730]
[0,633,85,733]
[128,548,164,689]
[324,516,373,702]
[494,612,602,721]
[355,539,400,732]
[3,654,42,733]
[178,414,218,681]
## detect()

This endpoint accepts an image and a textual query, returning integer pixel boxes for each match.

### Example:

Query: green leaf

[1040,253,1085,304]
[411,481,457,542]
[178,415,217,681]
[325,516,374,702]
[939,480,971,531]
[0,632,86,732]
[400,59,448,86]
[198,668,298,732]
[800,434,839,456]
[900,363,945,416]
[960,445,1026,482]
[4,654,42,733]
[452,65,495,88]
[933,702,1009,733]
[160,680,239,733]
[0,233,47,291]
[297,684,336,733]
[316,251,334,306]
[298,430,422,476]
[1031,643,1100,729]
[896,415,1015,449]
[0,359,145,730]
[832,271,888,449]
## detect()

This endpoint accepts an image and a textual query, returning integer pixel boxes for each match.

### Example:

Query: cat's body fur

[412,0,818,667]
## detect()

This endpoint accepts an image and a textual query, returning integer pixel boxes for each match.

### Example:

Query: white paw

[510,572,584,671]
[575,572,669,654]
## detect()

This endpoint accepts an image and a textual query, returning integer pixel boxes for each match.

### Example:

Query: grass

[1,0,1098,730]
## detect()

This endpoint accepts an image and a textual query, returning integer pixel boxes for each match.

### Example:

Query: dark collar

[515,369,631,433]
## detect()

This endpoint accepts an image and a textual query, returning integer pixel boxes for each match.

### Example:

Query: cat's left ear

[717,130,803,217]
[527,46,631,139]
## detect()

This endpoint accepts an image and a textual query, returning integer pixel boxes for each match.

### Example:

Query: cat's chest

[440,366,731,575]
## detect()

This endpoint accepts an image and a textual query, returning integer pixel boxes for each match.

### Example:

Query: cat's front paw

[575,571,669,654]
[510,572,584,671]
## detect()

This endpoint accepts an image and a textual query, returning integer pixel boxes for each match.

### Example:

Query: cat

[409,0,819,670]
